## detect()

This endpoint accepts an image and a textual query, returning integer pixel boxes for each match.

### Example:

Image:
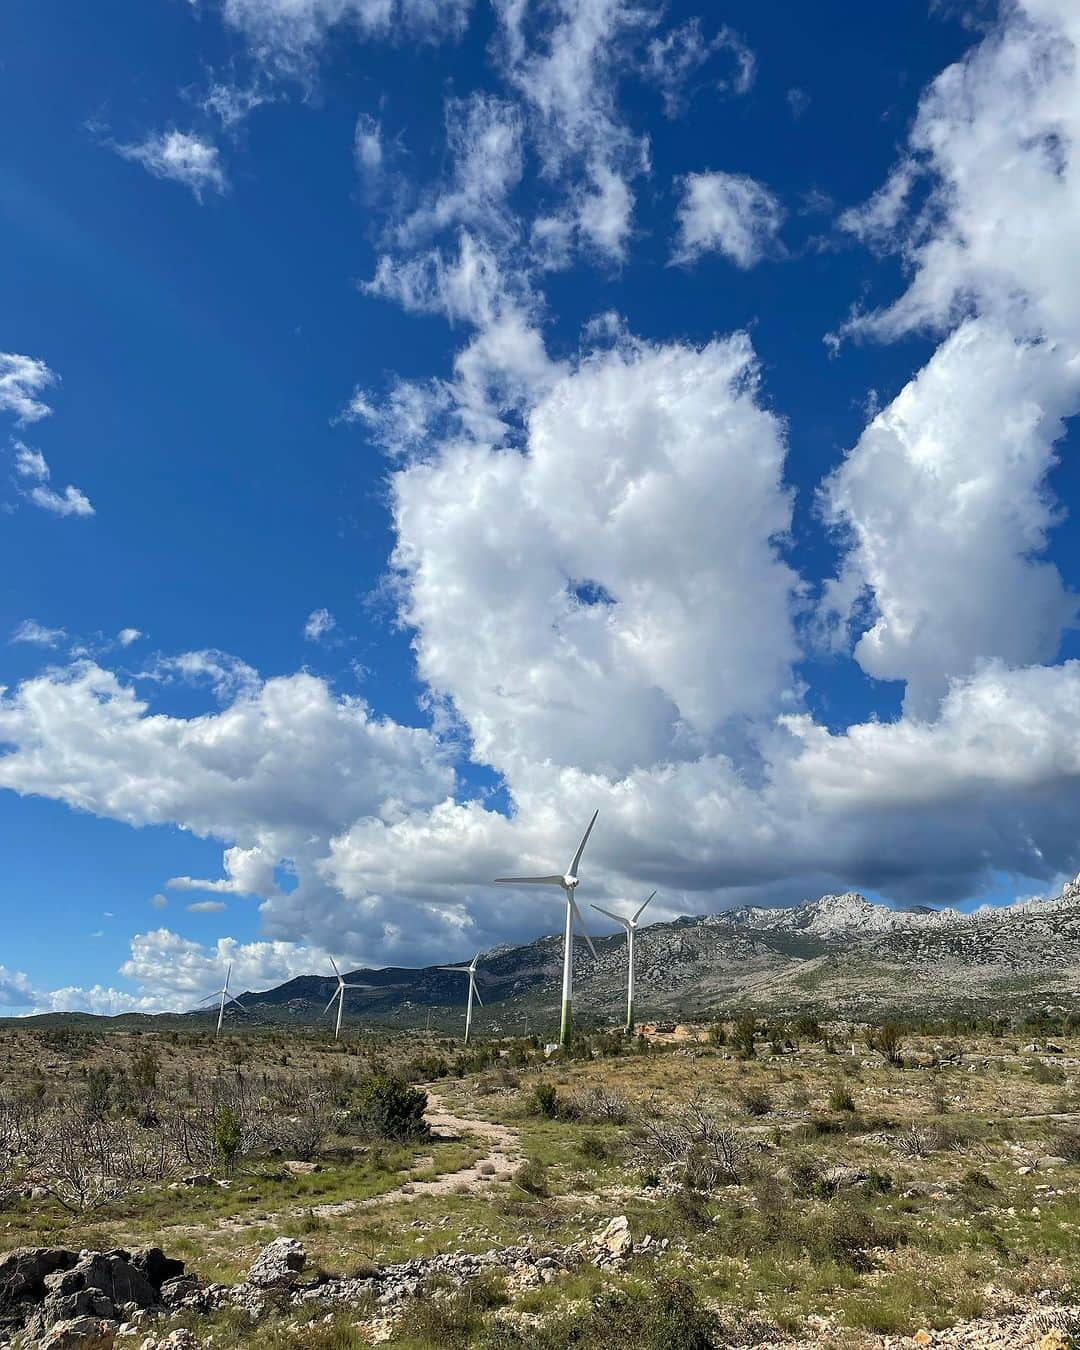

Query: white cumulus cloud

[0,354,56,424]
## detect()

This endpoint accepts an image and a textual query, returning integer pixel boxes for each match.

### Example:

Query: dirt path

[308,1089,522,1217]
[192,1088,523,1232]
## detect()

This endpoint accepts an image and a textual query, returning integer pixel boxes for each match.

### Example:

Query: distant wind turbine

[591,891,655,1033]
[197,962,247,1035]
[495,810,599,1047]
[439,951,483,1045]
[324,958,377,1040]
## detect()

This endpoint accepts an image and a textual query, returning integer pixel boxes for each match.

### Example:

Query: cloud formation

[673,171,785,268]
[116,131,228,200]
[0,353,56,424]
[825,0,1080,713]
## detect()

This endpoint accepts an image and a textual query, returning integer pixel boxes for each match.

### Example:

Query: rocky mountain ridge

[10,881,1080,1032]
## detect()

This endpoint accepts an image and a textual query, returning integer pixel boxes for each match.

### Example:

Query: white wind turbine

[323,958,377,1040]
[197,962,247,1035]
[495,811,599,1047]
[591,891,655,1034]
[439,951,483,1045]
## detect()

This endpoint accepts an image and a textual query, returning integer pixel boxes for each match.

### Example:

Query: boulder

[246,1238,307,1289]
[44,1252,158,1312]
[38,1315,116,1348]
[595,1216,633,1260]
[283,1161,319,1175]
[130,1249,185,1292]
[0,1248,79,1315]
[26,1288,117,1337]
[158,1276,202,1310]
[821,1165,868,1191]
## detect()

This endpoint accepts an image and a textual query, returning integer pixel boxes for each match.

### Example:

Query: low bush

[346,1075,428,1142]
[828,1081,856,1112]
[740,1085,772,1117]
[512,1157,549,1196]
[529,1082,559,1119]
[482,1278,719,1350]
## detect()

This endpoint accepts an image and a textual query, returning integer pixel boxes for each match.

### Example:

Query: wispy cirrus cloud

[10,620,66,647]
[115,130,228,201]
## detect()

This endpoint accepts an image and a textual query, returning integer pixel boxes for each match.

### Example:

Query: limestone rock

[38,1315,117,1348]
[595,1216,632,1260]
[247,1238,307,1289]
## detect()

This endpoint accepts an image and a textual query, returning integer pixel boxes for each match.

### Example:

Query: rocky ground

[2,1227,1076,1349]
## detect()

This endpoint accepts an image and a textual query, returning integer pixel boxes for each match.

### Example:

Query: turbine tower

[591,891,655,1034]
[495,810,599,1047]
[324,958,375,1040]
[439,951,483,1045]
[197,962,247,1035]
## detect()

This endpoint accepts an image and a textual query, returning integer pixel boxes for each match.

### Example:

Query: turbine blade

[493,875,565,886]
[438,965,469,974]
[570,896,598,959]
[473,983,484,1008]
[590,903,629,927]
[633,891,657,923]
[195,992,221,1006]
[226,994,247,1013]
[568,809,598,877]
[323,990,340,1016]
[329,956,341,980]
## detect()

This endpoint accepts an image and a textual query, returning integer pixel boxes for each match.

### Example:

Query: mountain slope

[10,883,1080,1032]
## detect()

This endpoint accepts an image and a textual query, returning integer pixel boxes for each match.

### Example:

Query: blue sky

[2,0,1079,1012]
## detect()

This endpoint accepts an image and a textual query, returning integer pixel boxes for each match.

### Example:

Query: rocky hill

[11,882,1080,1034]
[239,879,1080,1029]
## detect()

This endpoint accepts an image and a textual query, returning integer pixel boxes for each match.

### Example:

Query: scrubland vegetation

[1,1012,1079,1346]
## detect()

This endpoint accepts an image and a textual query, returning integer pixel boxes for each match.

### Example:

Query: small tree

[865,1023,904,1066]
[733,1012,757,1059]
[212,1105,244,1172]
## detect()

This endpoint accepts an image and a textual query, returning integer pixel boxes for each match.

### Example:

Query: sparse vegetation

[0,1017,1078,1348]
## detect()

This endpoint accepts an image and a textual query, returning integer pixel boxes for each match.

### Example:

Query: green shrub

[733,1013,757,1059]
[865,1023,904,1066]
[212,1104,243,1172]
[348,1074,428,1141]
[485,1279,718,1350]
[529,1081,559,1119]
[512,1158,549,1196]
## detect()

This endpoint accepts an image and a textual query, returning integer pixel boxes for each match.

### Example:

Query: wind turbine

[439,951,483,1045]
[591,892,655,1034]
[197,962,247,1035]
[323,958,376,1040]
[495,810,599,1047]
